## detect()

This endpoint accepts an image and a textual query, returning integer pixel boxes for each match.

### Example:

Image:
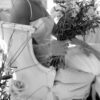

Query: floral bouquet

[50,0,100,69]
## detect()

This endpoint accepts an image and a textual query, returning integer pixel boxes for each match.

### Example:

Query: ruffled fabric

[65,44,100,75]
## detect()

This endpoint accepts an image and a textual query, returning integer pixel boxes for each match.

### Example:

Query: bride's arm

[71,38,100,60]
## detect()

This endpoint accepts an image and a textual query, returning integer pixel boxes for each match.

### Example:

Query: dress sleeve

[9,0,30,25]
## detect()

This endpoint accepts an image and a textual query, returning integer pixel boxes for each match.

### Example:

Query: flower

[53,0,100,41]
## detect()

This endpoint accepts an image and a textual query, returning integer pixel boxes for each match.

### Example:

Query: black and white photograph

[0,0,100,100]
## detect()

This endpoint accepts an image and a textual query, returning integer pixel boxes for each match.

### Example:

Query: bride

[6,0,100,100]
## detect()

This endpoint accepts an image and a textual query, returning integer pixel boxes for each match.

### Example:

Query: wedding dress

[53,43,100,100]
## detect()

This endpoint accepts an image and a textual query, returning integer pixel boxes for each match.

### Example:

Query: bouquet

[50,0,100,69]
[53,0,100,41]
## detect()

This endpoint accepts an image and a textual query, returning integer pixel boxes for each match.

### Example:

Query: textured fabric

[65,44,100,75]
[1,22,56,100]
[53,68,94,100]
